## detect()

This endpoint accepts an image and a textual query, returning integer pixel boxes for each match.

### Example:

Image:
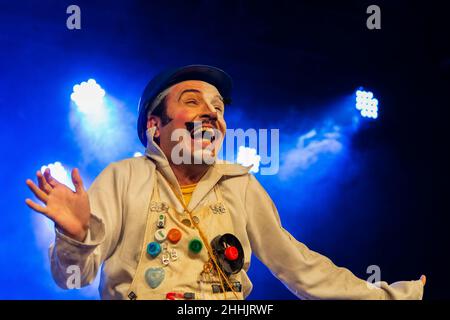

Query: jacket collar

[144,127,252,211]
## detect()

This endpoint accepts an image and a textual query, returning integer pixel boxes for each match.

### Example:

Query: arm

[49,163,124,289]
[49,214,105,289]
[244,174,424,300]
[26,163,124,289]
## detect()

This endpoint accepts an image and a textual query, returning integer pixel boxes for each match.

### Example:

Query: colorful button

[157,214,166,228]
[167,228,182,244]
[147,241,161,258]
[155,229,167,242]
[224,246,239,261]
[188,238,203,254]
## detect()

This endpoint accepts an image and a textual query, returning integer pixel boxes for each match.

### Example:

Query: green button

[189,239,203,254]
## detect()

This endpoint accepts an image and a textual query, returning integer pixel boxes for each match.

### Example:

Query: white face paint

[146,80,227,165]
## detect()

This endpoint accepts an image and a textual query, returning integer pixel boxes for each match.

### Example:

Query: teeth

[191,127,216,142]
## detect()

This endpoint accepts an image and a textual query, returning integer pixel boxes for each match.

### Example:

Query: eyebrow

[178,89,224,103]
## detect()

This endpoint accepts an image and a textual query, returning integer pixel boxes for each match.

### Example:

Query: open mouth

[190,126,216,143]
[185,121,217,143]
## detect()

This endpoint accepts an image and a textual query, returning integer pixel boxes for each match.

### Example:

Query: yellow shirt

[180,183,197,206]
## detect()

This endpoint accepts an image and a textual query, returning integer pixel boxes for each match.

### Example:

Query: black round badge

[211,233,245,276]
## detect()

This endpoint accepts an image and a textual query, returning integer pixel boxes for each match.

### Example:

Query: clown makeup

[148,80,227,165]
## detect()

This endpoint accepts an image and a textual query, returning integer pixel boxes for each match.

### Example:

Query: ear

[147,116,161,138]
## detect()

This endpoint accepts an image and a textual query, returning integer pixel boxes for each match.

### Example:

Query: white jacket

[49,129,424,300]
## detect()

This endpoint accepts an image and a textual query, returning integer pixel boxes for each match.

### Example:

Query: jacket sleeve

[244,174,424,300]
[48,162,125,289]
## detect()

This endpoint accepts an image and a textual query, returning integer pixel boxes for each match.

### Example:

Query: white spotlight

[236,146,260,173]
[40,162,75,191]
[355,89,378,119]
[71,79,106,114]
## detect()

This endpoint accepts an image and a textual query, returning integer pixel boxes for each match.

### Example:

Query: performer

[25,65,426,300]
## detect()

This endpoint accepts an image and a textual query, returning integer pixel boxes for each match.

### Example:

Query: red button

[224,246,239,261]
[167,228,182,244]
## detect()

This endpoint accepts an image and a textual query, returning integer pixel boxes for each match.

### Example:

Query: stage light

[133,152,143,157]
[70,79,106,115]
[40,162,75,191]
[236,146,260,173]
[356,89,378,119]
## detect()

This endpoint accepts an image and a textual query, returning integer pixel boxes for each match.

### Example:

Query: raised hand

[25,168,91,242]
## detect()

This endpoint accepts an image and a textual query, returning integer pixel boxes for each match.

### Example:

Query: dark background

[0,0,448,299]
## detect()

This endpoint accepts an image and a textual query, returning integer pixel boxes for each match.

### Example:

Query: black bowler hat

[137,64,233,147]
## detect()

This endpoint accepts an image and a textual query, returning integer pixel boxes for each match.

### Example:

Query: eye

[214,106,224,113]
[185,99,199,105]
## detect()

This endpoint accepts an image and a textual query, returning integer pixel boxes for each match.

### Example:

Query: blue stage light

[355,89,378,119]
[70,79,106,114]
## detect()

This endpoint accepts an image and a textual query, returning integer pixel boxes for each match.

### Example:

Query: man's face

[147,80,227,164]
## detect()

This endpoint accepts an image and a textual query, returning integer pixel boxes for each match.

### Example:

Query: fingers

[420,275,426,286]
[25,198,54,220]
[44,168,60,188]
[71,168,85,193]
[26,179,49,204]
[37,170,52,194]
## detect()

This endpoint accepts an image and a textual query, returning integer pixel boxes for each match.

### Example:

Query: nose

[199,112,218,122]
[198,100,218,120]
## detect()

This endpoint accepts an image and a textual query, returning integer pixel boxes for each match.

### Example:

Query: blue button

[147,241,161,258]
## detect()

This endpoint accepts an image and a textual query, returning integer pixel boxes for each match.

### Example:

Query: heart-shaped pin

[145,267,165,289]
